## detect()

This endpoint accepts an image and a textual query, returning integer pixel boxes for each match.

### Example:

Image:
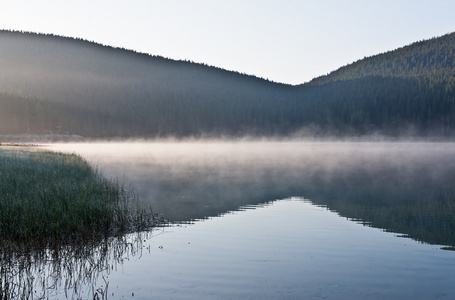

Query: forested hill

[292,32,455,137]
[0,30,455,138]
[0,30,292,138]
[307,33,455,86]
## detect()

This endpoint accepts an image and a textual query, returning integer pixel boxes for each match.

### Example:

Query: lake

[36,141,455,299]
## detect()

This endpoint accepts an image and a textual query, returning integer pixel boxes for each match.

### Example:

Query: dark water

[37,141,455,299]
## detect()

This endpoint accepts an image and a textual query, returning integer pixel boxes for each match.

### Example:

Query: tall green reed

[0,147,160,299]
[0,147,154,251]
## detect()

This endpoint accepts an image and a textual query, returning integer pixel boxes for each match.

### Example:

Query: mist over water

[22,141,454,299]
[47,141,455,247]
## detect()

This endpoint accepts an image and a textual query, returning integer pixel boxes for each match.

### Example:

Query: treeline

[308,33,455,85]
[0,30,454,138]
[293,75,455,136]
[296,32,455,136]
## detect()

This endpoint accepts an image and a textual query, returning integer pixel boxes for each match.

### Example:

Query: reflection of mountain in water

[50,142,455,248]
[304,170,455,248]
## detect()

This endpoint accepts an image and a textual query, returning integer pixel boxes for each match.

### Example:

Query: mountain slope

[291,32,455,136]
[0,30,294,137]
[307,32,455,86]
[0,30,455,138]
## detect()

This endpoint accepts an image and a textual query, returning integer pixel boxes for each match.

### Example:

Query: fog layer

[47,141,455,247]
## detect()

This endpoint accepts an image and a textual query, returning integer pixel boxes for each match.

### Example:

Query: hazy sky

[1,0,454,85]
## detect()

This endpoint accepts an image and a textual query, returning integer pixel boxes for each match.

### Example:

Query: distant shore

[3,133,455,145]
[0,134,85,144]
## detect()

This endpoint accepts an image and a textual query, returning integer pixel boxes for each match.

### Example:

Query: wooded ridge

[1,30,454,138]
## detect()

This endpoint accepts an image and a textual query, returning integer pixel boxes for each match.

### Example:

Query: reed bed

[1,230,150,300]
[0,147,155,251]
[0,147,159,299]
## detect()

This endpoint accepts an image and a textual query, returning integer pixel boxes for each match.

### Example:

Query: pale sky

[1,0,454,85]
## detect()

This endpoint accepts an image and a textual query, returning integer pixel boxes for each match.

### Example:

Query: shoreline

[0,142,39,147]
[2,134,455,145]
[0,134,85,144]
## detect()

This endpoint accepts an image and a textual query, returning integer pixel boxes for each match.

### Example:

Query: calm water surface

[40,142,455,299]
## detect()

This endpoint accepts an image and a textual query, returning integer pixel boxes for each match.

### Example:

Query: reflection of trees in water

[46,143,455,252]
[161,146,455,248]
[138,151,455,248]
[0,231,151,299]
[304,169,455,248]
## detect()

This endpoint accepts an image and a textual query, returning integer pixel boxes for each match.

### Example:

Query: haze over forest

[0,30,454,139]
